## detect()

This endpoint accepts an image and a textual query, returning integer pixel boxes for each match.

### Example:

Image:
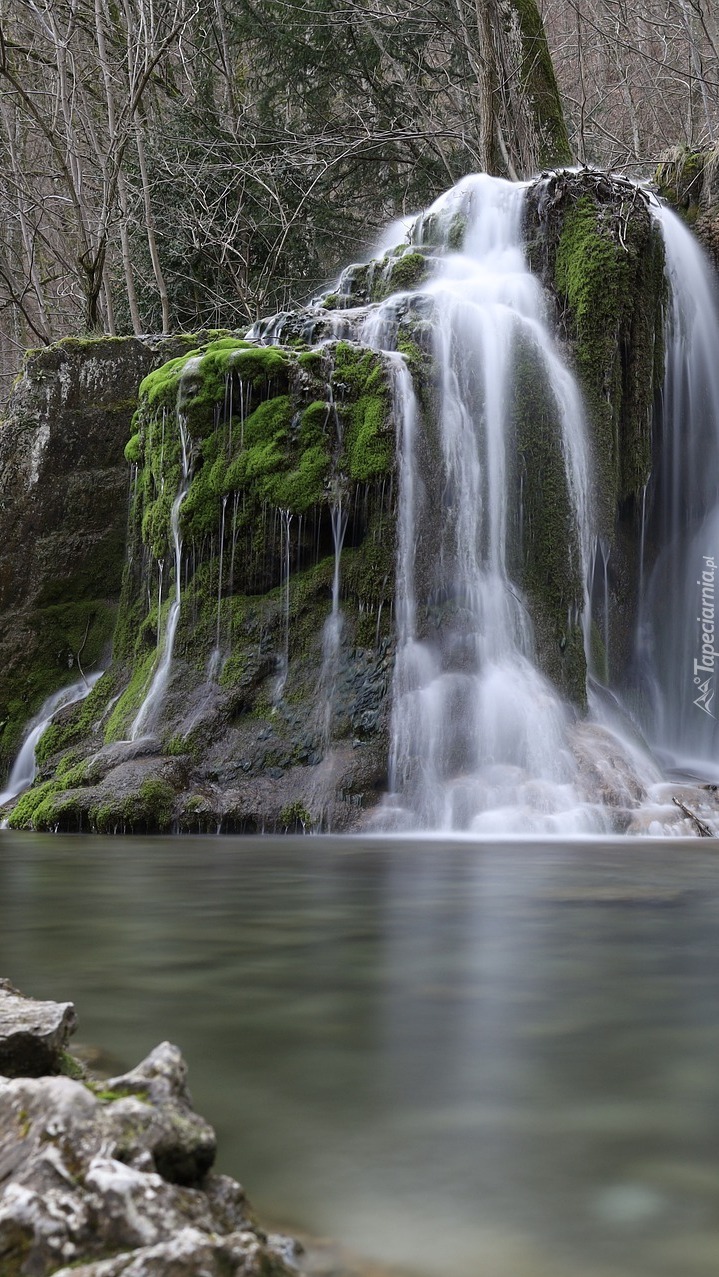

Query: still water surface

[1,833,719,1277]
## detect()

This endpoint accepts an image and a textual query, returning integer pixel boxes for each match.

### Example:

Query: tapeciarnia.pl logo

[694,555,717,718]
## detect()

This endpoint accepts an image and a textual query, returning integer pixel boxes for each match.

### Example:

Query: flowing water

[359,176,600,834]
[2,833,719,1277]
[0,673,102,808]
[130,412,192,739]
[637,204,719,777]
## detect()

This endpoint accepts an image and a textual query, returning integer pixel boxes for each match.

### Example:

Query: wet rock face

[4,333,397,835]
[0,334,205,777]
[0,986,299,1277]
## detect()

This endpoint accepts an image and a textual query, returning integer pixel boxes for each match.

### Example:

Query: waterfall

[0,673,102,807]
[637,204,719,778]
[357,175,601,833]
[130,412,192,739]
[237,172,719,833]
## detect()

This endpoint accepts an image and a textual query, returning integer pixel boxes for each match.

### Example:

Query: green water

[2,832,719,1277]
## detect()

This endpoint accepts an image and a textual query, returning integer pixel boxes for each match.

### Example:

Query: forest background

[0,0,717,396]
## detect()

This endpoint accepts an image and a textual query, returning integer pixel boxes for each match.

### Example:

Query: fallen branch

[672,795,714,837]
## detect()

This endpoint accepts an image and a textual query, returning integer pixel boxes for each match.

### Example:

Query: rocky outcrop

[3,333,397,833]
[0,984,299,1277]
[525,168,666,687]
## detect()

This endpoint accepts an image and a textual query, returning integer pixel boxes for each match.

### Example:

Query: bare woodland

[0,0,717,394]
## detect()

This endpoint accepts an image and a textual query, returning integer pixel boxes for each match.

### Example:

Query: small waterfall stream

[0,673,102,809]
[319,496,348,748]
[638,204,719,777]
[130,413,192,739]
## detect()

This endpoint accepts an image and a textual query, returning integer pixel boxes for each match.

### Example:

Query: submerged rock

[0,985,300,1277]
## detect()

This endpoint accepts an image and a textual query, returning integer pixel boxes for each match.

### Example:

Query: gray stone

[0,979,77,1077]
[0,987,296,1277]
[51,1225,298,1276]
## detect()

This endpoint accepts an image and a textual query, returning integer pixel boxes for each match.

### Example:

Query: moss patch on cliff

[529,173,666,539]
[103,333,396,752]
[509,336,586,704]
[333,342,394,481]
[655,146,706,221]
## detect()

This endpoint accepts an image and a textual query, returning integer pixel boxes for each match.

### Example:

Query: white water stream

[130,412,192,739]
[0,672,102,809]
[637,203,719,778]
[361,176,605,832]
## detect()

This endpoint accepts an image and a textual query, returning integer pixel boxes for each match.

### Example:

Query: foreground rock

[0,979,77,1078]
[0,985,299,1277]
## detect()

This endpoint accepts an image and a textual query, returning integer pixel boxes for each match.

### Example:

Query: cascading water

[0,673,102,809]
[359,175,604,833]
[243,169,719,833]
[636,203,719,779]
[130,412,192,739]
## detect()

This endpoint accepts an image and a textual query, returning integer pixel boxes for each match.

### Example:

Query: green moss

[554,192,665,533]
[124,432,142,464]
[279,800,312,831]
[0,600,117,779]
[447,213,466,252]
[378,251,432,298]
[298,349,326,376]
[510,337,586,704]
[34,672,116,765]
[91,776,175,834]
[58,1050,86,1081]
[90,1083,150,1103]
[655,147,705,213]
[8,779,60,829]
[104,649,158,742]
[333,342,393,480]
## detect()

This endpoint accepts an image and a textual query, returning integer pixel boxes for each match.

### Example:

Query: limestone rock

[0,979,77,1077]
[51,1225,299,1276]
[100,1043,216,1185]
[0,985,298,1277]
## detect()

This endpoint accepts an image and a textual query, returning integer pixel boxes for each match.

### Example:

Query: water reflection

[1,833,719,1276]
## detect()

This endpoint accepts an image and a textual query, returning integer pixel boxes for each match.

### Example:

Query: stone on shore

[0,982,300,1277]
